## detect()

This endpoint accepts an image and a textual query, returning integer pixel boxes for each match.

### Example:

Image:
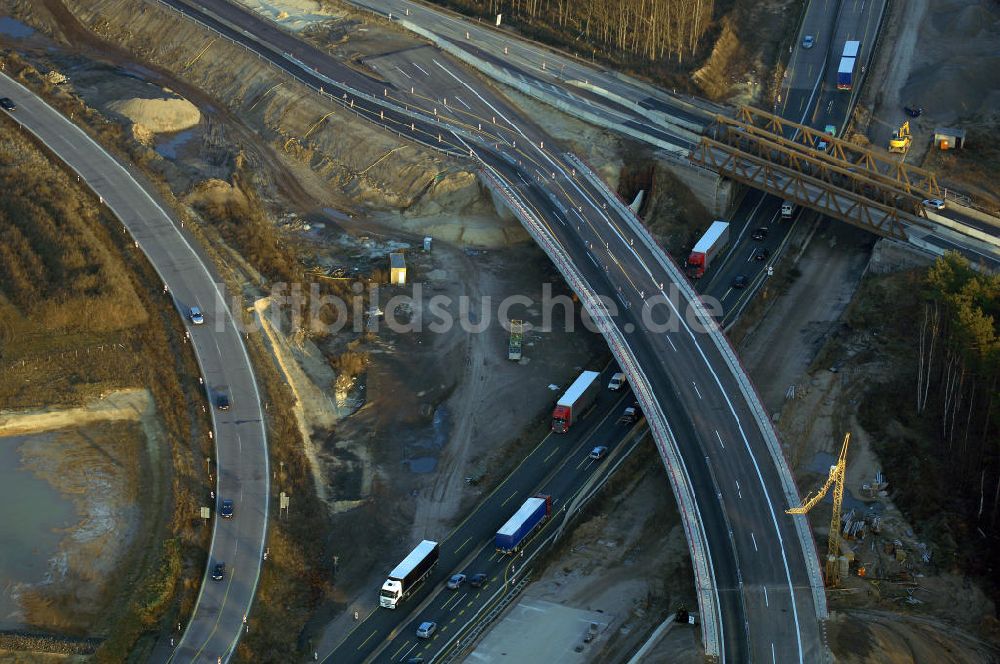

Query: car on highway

[732,275,749,289]
[922,198,946,210]
[802,35,815,49]
[754,248,771,261]
[589,446,609,460]
[0,97,16,111]
[904,105,924,118]
[469,572,487,588]
[446,573,466,590]
[220,499,234,518]
[216,392,231,411]
[751,227,768,241]
[212,562,225,581]
[416,621,437,639]
[188,306,204,325]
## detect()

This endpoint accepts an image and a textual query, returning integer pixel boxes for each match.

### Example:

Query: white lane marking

[692,382,702,400]
[746,250,756,262]
[454,94,471,110]
[736,480,742,499]
[665,335,677,352]
[395,65,412,79]
[715,430,725,449]
[412,62,429,76]
[588,254,599,268]
[751,532,758,552]
[764,586,769,607]
[772,642,777,664]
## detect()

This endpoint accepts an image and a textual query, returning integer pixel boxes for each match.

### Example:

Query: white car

[922,198,945,210]
[188,306,204,325]
[416,621,437,639]
[608,372,626,391]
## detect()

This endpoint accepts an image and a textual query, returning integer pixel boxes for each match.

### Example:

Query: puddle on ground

[402,405,450,474]
[0,16,34,39]
[154,129,195,159]
[805,451,884,515]
[0,433,79,629]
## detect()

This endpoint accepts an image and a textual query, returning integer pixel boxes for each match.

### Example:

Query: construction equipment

[787,433,851,586]
[889,121,912,154]
[507,319,523,361]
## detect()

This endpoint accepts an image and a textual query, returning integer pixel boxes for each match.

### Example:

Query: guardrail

[478,166,723,657]
[565,153,829,624]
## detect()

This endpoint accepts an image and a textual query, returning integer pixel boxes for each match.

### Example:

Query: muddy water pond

[0,433,79,629]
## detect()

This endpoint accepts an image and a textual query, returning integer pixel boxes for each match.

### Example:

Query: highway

[0,75,269,663]
[160,0,828,660]
[346,0,716,152]
[324,370,640,662]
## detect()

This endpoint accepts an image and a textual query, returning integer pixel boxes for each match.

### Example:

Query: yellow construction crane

[787,433,851,586]
[889,121,912,154]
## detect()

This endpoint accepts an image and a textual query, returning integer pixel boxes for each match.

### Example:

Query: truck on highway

[495,494,552,553]
[685,220,730,279]
[552,370,601,433]
[837,41,861,90]
[379,540,439,609]
[837,57,857,90]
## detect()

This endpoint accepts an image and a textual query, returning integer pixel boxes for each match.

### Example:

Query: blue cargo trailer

[495,495,552,553]
[837,57,857,90]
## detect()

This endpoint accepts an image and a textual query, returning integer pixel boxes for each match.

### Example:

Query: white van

[781,201,795,219]
[608,372,626,391]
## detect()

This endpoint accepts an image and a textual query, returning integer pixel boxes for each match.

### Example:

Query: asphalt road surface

[159,1,828,660]
[0,74,269,664]
[323,370,639,662]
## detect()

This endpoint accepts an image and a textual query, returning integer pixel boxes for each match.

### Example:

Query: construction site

[0,0,997,662]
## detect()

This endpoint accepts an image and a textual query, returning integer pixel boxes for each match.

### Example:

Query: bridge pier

[661,159,734,218]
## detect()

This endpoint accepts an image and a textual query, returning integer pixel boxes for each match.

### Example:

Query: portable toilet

[389,253,406,285]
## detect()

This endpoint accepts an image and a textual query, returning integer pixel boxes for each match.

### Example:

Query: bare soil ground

[756,257,1000,661]
[858,0,1000,207]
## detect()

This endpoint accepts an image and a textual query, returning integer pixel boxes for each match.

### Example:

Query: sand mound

[106,95,200,133]
[904,57,1000,123]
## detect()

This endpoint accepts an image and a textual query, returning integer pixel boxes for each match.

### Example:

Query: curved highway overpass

[0,73,269,663]
[155,1,828,660]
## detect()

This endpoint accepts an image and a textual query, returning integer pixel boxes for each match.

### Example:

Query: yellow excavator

[889,121,912,154]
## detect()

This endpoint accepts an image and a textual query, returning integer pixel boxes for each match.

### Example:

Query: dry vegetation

[0,107,211,659]
[826,255,1000,604]
[416,0,801,100]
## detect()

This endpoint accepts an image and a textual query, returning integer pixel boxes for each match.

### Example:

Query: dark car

[751,227,768,241]
[732,275,749,289]
[212,562,225,581]
[904,105,923,118]
[216,393,230,411]
[754,248,771,261]
[0,97,15,111]
[469,573,488,588]
[220,499,234,518]
[589,446,609,460]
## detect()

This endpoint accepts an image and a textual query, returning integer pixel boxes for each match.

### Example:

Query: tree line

[425,0,716,69]
[915,253,999,539]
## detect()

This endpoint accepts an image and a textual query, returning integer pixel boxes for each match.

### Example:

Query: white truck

[380,540,439,609]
